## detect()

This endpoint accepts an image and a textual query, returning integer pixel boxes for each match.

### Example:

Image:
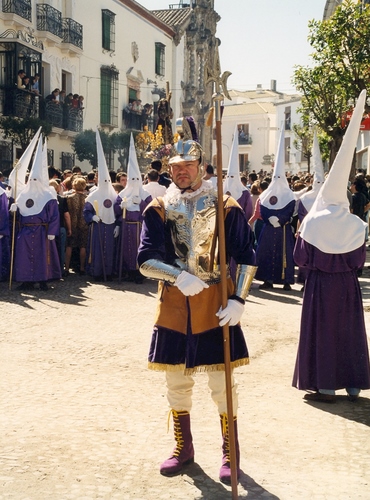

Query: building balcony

[1,0,32,28]
[1,88,40,119]
[43,102,83,133]
[238,134,252,145]
[36,3,62,44]
[61,18,83,55]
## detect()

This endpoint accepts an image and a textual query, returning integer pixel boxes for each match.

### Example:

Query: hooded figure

[296,131,326,286]
[223,124,253,220]
[292,89,370,403]
[0,183,10,281]
[255,125,296,290]
[114,133,152,282]
[11,136,61,290]
[83,129,117,280]
[8,127,41,201]
[298,132,325,218]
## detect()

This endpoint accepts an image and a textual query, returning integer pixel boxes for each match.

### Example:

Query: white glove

[174,270,209,296]
[113,226,120,238]
[0,235,3,239]
[216,299,244,327]
[268,216,280,228]
[92,215,100,223]
[120,199,127,210]
[10,203,17,212]
[47,235,55,240]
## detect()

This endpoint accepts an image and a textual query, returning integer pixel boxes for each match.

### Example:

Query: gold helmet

[169,139,204,164]
[168,140,205,190]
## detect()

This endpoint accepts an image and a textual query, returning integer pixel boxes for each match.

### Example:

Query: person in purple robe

[293,90,370,403]
[223,125,253,221]
[255,126,295,290]
[84,130,117,281]
[114,133,151,283]
[138,139,257,484]
[0,186,10,281]
[295,132,325,289]
[10,136,61,291]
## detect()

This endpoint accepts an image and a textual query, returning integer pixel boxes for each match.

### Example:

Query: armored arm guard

[139,259,182,284]
[235,264,258,300]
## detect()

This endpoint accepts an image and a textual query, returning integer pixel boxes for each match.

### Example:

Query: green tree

[0,116,52,152]
[293,0,370,167]
[72,129,110,167]
[109,130,138,170]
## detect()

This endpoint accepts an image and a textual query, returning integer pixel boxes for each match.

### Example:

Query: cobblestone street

[1,260,370,500]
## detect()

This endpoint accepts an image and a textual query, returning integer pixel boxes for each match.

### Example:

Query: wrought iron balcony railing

[62,18,83,49]
[2,0,32,22]
[238,134,253,145]
[1,88,39,118]
[37,4,62,38]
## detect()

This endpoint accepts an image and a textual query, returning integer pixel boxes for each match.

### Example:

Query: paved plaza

[1,257,370,500]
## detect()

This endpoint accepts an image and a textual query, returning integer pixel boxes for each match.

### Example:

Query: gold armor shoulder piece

[144,196,165,221]
[223,194,242,218]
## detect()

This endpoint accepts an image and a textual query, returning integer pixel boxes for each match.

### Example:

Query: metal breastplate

[165,191,224,283]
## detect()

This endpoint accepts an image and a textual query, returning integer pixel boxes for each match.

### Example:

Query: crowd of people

[1,106,370,483]
[16,70,84,126]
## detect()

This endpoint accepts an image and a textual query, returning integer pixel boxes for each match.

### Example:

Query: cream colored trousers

[166,369,238,415]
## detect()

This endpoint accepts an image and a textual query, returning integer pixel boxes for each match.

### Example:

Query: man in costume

[10,136,61,291]
[255,126,295,290]
[84,130,117,281]
[114,134,152,283]
[293,90,370,403]
[137,139,256,483]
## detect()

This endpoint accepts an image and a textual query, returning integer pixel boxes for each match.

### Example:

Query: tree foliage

[72,128,138,169]
[293,0,370,166]
[72,129,110,167]
[0,116,52,152]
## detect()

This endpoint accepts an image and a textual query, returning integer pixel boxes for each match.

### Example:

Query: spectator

[143,169,166,198]
[17,69,26,89]
[65,176,89,276]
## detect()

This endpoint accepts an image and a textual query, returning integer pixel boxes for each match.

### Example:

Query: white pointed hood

[299,131,325,212]
[86,129,116,224]
[259,125,295,210]
[223,124,246,201]
[118,133,149,211]
[300,89,367,254]
[8,127,41,199]
[16,135,55,216]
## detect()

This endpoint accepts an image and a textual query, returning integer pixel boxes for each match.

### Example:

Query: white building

[214,85,308,174]
[0,0,222,175]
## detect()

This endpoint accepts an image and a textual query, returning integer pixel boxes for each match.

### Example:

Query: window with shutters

[102,9,115,52]
[155,42,165,76]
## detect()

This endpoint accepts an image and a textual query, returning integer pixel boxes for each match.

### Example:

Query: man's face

[120,176,127,187]
[170,160,201,190]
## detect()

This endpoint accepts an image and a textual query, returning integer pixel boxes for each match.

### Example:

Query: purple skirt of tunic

[292,237,370,391]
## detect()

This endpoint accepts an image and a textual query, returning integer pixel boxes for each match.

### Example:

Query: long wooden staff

[206,49,238,497]
[93,200,107,282]
[9,166,18,290]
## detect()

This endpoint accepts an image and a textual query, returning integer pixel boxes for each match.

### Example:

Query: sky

[137,0,327,94]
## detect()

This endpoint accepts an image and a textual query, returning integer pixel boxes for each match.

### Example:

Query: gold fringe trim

[147,357,249,375]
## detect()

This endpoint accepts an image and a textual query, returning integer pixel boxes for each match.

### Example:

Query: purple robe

[83,201,115,278]
[114,195,152,275]
[292,237,370,391]
[296,200,308,284]
[255,200,295,284]
[0,192,10,280]
[237,189,253,221]
[137,200,256,371]
[14,199,61,282]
